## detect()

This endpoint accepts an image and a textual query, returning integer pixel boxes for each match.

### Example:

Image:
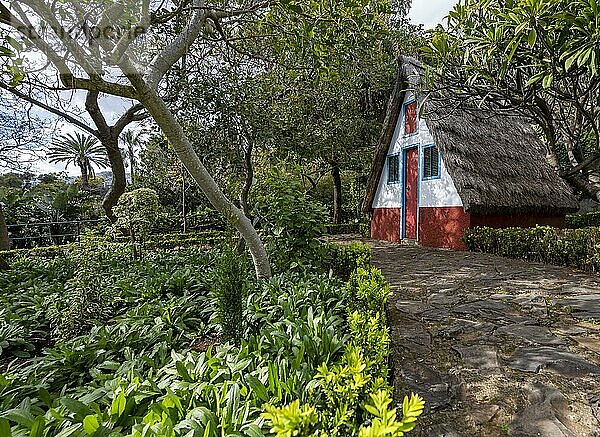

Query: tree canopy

[424,0,600,201]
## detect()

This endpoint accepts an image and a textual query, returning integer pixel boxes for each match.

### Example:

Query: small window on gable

[404,101,418,135]
[423,145,440,180]
[387,154,400,184]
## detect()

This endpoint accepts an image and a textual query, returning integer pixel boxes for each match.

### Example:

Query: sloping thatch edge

[361,57,408,213]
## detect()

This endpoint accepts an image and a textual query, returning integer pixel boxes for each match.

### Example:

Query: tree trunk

[0,203,10,251]
[130,78,272,279]
[0,203,10,270]
[236,141,254,254]
[80,163,90,190]
[182,167,187,233]
[85,91,129,222]
[128,144,136,185]
[102,137,127,222]
[331,160,343,224]
[563,173,600,203]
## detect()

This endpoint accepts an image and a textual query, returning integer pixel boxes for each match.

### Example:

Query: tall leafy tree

[424,0,600,201]
[168,0,413,225]
[48,132,109,190]
[0,0,395,278]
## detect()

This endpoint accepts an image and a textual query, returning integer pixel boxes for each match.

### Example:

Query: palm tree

[48,132,109,189]
[121,130,142,184]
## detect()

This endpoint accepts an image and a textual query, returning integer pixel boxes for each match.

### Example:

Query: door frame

[401,144,419,239]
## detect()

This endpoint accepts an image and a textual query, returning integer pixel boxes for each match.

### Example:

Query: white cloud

[408,0,458,29]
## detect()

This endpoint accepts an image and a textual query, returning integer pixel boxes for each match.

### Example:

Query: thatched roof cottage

[363,56,578,250]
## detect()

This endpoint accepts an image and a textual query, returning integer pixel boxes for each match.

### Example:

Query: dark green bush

[322,241,372,281]
[566,211,600,229]
[359,222,371,238]
[464,225,600,272]
[322,222,370,237]
[210,248,251,343]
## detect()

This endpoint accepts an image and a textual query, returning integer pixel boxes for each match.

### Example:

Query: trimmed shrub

[464,225,600,272]
[566,211,600,229]
[0,231,225,262]
[322,241,372,280]
[359,222,371,238]
[262,266,423,436]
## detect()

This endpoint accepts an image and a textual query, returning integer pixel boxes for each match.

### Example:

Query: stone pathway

[336,237,600,436]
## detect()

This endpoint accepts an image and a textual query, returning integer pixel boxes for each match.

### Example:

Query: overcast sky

[33,1,458,176]
[408,0,457,29]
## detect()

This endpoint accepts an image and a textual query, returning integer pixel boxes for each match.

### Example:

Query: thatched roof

[363,56,579,215]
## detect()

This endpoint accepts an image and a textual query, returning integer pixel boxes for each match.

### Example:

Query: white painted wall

[372,91,463,209]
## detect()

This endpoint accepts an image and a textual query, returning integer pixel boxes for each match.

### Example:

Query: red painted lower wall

[371,207,567,250]
[371,208,401,242]
[470,214,566,229]
[418,207,470,250]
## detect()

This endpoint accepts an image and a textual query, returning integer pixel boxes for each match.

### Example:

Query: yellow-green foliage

[345,267,391,316]
[263,400,319,437]
[262,266,423,437]
[359,391,425,437]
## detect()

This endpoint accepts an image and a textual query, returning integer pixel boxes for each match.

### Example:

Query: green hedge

[0,231,225,262]
[464,225,600,272]
[322,241,372,280]
[566,211,600,229]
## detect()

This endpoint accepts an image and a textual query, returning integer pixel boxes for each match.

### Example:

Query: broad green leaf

[1,409,35,428]
[245,375,269,402]
[176,360,193,382]
[542,73,553,89]
[242,424,265,437]
[565,52,579,71]
[37,389,53,408]
[83,415,99,435]
[4,36,22,51]
[110,391,126,417]
[29,416,45,437]
[0,419,11,437]
[54,423,83,437]
[527,28,537,46]
[60,398,91,418]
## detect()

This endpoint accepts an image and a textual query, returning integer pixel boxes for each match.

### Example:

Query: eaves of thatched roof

[362,56,579,215]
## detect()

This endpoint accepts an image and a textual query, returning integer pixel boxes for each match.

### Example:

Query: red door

[403,147,419,239]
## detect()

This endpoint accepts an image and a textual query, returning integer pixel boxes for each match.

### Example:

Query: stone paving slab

[330,236,600,436]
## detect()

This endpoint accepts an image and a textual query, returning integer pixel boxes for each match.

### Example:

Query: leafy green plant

[253,169,328,272]
[261,266,422,436]
[210,247,251,343]
[345,267,390,315]
[0,236,423,436]
[113,188,160,259]
[359,391,424,437]
[263,400,319,437]
[322,242,372,281]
